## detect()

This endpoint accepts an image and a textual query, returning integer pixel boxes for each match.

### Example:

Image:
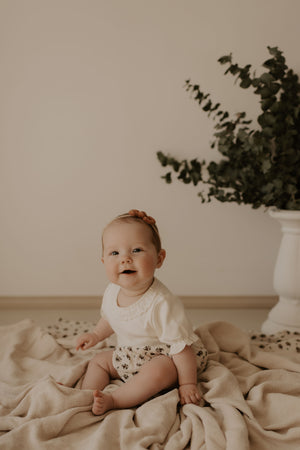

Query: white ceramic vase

[262,209,300,334]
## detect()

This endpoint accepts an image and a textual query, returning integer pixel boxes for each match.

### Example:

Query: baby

[76,209,208,415]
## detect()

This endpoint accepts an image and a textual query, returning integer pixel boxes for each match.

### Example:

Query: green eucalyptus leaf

[240,78,252,89]
[252,78,261,87]
[261,159,272,173]
[261,97,276,111]
[259,72,276,86]
[161,173,172,184]
[157,151,168,166]
[157,46,300,210]
[202,100,212,111]
[218,54,232,64]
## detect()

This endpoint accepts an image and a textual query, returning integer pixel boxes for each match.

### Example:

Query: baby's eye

[111,251,119,256]
[132,248,142,253]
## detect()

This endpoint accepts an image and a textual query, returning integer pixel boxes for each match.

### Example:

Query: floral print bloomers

[112,340,208,382]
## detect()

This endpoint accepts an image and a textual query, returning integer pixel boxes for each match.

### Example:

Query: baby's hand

[178,383,202,406]
[76,332,99,351]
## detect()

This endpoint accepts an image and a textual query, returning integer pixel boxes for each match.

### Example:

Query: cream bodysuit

[101,278,208,380]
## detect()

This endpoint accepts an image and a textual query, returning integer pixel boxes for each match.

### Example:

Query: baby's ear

[156,249,166,268]
[101,257,104,264]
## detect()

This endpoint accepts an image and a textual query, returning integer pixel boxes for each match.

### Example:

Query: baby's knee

[88,351,111,372]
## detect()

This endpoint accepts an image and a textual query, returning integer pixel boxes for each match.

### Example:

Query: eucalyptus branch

[157,47,300,210]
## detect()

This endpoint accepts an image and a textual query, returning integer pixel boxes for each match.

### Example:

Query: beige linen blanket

[0,319,299,449]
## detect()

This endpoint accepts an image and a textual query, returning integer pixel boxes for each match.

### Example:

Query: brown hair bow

[128,209,156,226]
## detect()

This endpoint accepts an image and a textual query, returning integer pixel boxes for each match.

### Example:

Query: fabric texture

[101,278,202,354]
[1,319,300,449]
[112,343,172,381]
[112,339,208,381]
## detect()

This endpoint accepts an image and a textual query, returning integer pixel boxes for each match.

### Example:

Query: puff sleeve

[150,290,200,355]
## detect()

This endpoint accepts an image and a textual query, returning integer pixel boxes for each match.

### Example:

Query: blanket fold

[0,319,299,449]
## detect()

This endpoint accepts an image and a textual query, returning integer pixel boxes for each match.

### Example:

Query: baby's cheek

[142,257,158,273]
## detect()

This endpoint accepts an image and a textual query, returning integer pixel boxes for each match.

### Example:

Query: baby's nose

[122,254,132,263]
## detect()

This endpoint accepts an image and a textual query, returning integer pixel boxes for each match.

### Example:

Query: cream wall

[1,0,299,297]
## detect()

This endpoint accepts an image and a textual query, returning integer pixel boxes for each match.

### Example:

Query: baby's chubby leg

[81,349,119,391]
[92,355,178,415]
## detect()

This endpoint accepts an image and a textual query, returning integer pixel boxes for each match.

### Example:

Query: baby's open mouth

[121,270,136,274]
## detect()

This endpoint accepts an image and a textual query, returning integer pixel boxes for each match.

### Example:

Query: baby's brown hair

[102,209,162,254]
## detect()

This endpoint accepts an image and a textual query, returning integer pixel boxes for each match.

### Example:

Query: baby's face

[102,221,165,295]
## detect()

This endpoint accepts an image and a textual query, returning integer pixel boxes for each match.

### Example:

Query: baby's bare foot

[92,390,115,415]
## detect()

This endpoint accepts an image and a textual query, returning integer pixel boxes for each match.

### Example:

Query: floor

[0,307,270,333]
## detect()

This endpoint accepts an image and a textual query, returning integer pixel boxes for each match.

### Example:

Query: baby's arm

[76,317,114,351]
[172,345,201,405]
